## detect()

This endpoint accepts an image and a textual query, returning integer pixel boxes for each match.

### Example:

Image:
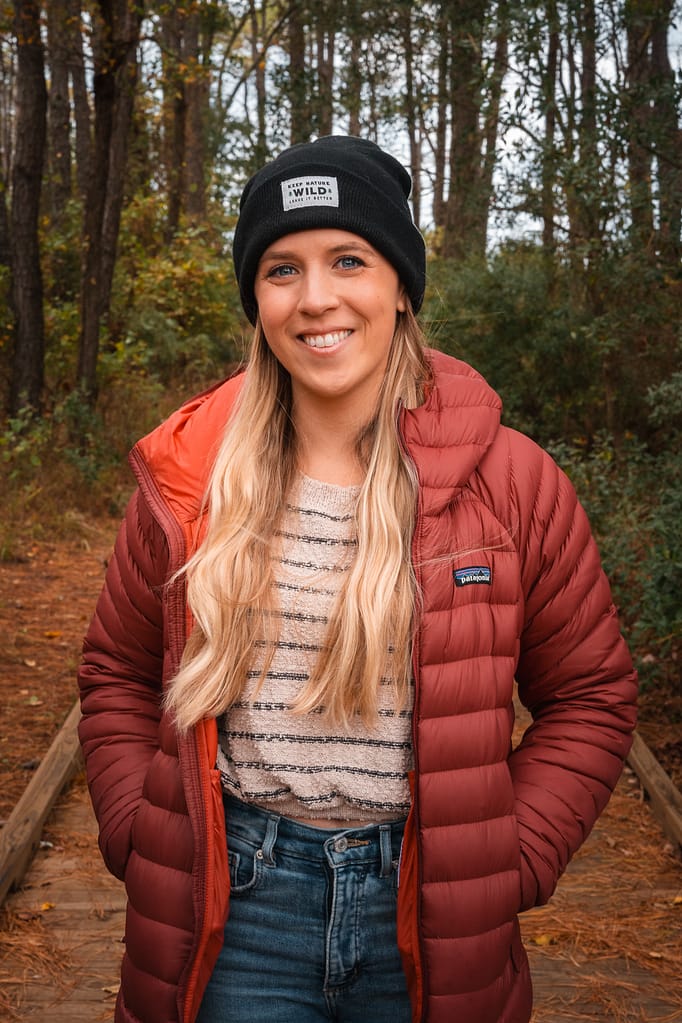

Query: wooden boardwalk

[1,762,681,1021]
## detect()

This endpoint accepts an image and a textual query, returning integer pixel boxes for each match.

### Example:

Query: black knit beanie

[233,135,426,325]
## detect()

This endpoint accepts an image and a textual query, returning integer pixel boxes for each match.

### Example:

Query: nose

[296,266,339,316]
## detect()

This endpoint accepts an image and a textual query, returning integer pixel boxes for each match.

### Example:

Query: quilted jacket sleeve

[77,488,169,881]
[505,433,638,911]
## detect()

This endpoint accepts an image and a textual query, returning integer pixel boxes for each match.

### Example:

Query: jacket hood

[401,349,502,516]
[131,350,502,522]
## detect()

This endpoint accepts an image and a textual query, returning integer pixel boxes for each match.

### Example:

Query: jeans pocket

[227,842,266,895]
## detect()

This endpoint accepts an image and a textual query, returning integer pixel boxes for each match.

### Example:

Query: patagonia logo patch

[453,566,492,587]
[281,175,339,211]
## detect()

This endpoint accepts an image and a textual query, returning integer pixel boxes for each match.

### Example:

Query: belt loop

[379,824,392,877]
[260,814,279,866]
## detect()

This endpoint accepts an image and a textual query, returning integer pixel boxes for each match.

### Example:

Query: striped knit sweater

[216,472,413,823]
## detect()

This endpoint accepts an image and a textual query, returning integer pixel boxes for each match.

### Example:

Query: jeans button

[334,837,348,853]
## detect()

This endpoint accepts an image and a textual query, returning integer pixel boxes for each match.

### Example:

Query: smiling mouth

[298,329,352,349]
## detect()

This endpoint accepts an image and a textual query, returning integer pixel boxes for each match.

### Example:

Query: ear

[397,288,407,313]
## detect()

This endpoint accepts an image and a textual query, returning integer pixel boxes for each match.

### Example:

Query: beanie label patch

[281,175,339,212]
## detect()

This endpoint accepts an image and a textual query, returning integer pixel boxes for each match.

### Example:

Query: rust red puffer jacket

[78,350,637,1023]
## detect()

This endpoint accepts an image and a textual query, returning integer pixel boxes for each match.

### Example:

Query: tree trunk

[577,0,599,250]
[0,22,11,269]
[315,11,335,138]
[541,0,559,255]
[432,12,449,236]
[478,0,507,253]
[160,8,184,240]
[67,0,92,200]
[561,5,590,292]
[288,3,309,143]
[77,0,142,400]
[161,4,208,234]
[184,8,207,223]
[159,9,180,237]
[344,1,362,137]
[78,11,114,399]
[0,179,10,269]
[46,0,72,219]
[9,0,47,416]
[442,1,488,260]
[249,0,267,166]
[624,2,654,247]
[401,3,421,228]
[366,48,379,138]
[650,0,681,261]
[99,23,139,324]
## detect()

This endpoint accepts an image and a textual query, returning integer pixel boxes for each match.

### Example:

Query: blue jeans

[196,794,412,1022]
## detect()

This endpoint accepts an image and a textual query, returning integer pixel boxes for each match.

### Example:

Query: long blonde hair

[165,306,431,732]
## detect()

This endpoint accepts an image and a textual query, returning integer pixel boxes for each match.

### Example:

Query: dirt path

[0,518,116,822]
[521,773,682,1020]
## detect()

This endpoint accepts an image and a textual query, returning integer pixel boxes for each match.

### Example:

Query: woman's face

[254,228,406,420]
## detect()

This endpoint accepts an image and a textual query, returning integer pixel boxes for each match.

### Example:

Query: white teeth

[300,329,352,348]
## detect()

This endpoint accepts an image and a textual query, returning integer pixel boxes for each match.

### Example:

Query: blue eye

[337,255,363,270]
[267,264,297,278]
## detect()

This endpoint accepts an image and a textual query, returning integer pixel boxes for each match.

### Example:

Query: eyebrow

[260,241,376,263]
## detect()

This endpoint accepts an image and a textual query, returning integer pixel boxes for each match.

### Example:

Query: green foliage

[0,398,108,558]
[547,432,681,693]
[0,364,188,558]
[44,299,81,394]
[0,405,52,480]
[647,363,682,427]
[109,194,244,389]
[424,245,603,443]
[1,191,247,557]
[424,242,680,450]
[41,199,84,303]
[1,389,122,497]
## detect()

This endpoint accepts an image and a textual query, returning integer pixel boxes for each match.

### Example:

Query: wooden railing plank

[0,699,82,905]
[627,729,682,855]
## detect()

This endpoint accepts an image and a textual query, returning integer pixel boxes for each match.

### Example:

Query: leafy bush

[423,243,680,453]
[0,405,53,480]
[0,365,189,558]
[109,196,245,389]
[423,245,603,443]
[548,432,681,693]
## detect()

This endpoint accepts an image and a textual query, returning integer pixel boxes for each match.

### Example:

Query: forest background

[0,0,680,709]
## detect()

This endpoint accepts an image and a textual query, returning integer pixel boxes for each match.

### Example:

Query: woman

[78,136,637,1023]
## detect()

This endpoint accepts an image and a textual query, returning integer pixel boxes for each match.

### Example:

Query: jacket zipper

[396,403,428,1023]
[129,448,210,1023]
